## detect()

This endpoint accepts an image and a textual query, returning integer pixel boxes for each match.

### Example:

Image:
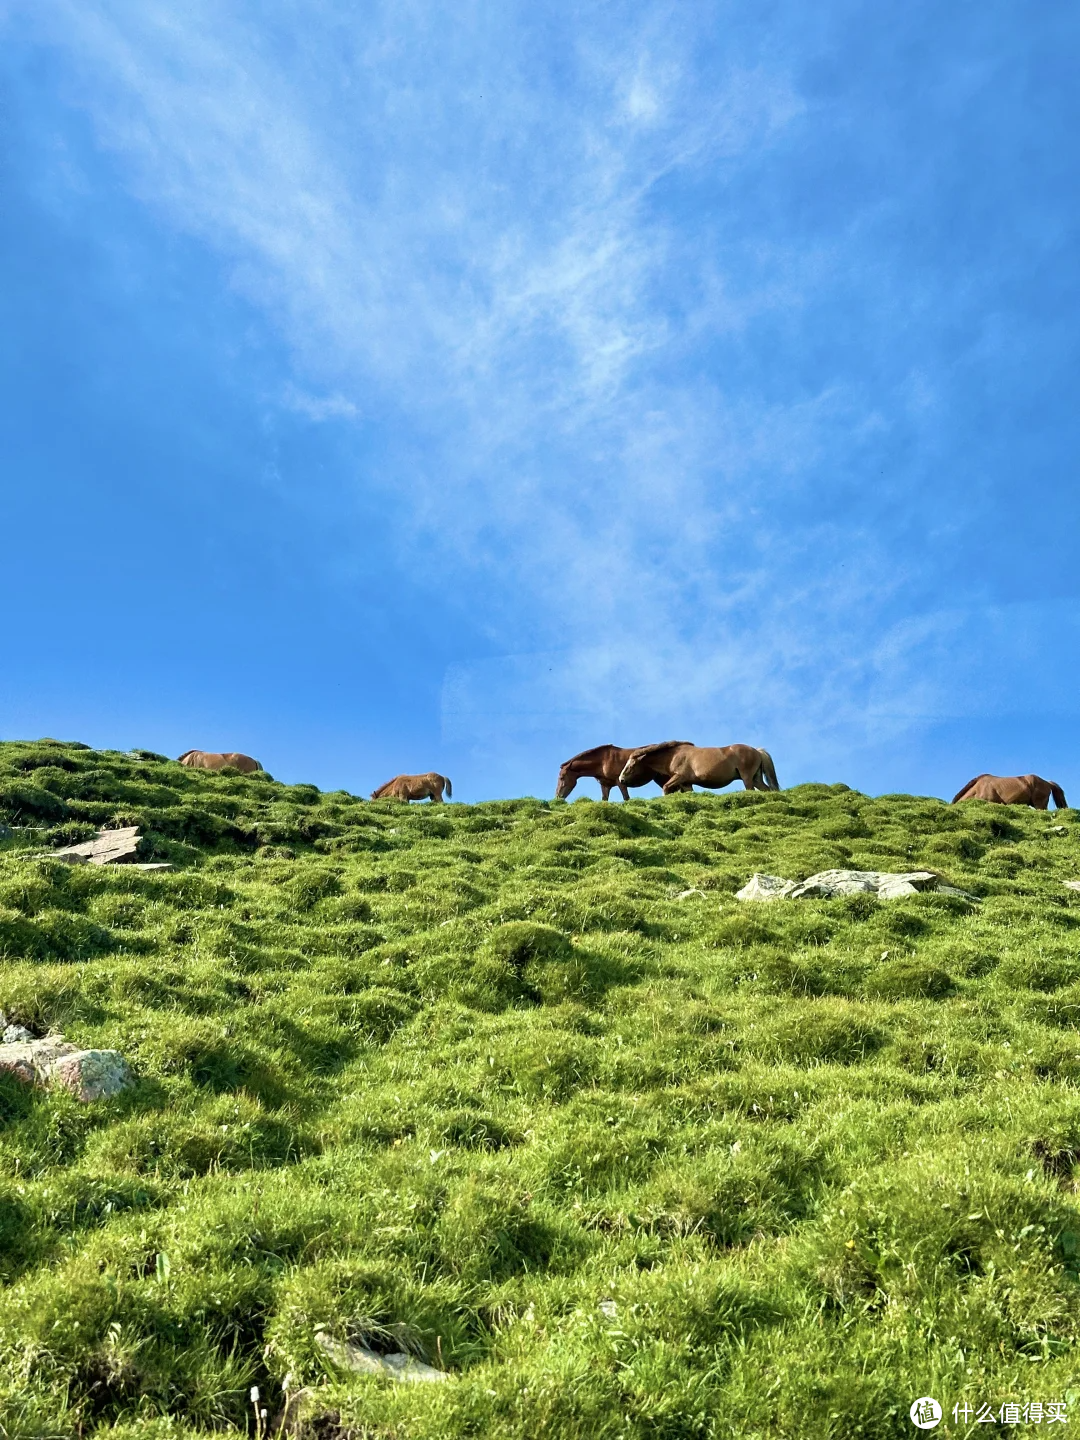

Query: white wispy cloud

[13,0,965,764]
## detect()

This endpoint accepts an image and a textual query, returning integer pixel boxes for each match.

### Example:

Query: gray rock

[788,870,881,899]
[49,1049,133,1101]
[1,1024,33,1045]
[738,869,979,904]
[1063,881,1080,893]
[53,826,142,866]
[315,1330,447,1383]
[736,873,796,901]
[0,1035,133,1100]
[873,877,920,899]
[0,1035,80,1086]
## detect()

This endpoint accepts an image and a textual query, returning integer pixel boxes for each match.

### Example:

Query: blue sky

[2,1,1078,802]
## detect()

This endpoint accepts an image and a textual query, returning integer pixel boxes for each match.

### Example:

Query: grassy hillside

[0,738,1078,1438]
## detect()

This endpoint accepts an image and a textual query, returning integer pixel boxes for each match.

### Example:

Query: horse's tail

[951,774,987,804]
[443,776,452,798]
[759,749,779,790]
[1051,782,1068,809]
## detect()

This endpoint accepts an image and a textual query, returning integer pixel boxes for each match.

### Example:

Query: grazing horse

[371,773,452,803]
[619,742,779,795]
[177,749,261,774]
[951,774,1067,809]
[556,743,693,802]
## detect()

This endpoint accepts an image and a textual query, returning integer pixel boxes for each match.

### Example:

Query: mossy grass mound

[0,740,1078,1434]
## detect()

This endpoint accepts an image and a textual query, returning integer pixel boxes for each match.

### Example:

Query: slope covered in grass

[0,738,1078,1438]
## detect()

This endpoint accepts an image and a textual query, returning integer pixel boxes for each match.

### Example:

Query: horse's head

[617,754,649,787]
[555,763,577,799]
[619,741,691,789]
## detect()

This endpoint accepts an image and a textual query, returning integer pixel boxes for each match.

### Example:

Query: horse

[619,742,779,795]
[371,773,452,803]
[951,773,1067,809]
[556,743,693,801]
[177,750,261,774]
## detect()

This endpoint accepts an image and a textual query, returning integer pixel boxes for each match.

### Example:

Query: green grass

[0,738,1078,1437]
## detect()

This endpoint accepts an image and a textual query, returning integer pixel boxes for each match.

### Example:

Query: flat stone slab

[53,826,142,866]
[737,869,980,903]
[0,1035,133,1100]
[315,1330,447,1383]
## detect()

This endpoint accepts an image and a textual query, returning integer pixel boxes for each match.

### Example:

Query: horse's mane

[950,774,989,804]
[562,744,617,767]
[371,778,396,798]
[176,750,199,763]
[626,740,694,762]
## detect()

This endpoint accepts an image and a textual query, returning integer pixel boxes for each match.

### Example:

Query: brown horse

[371,773,452,803]
[556,743,693,801]
[177,749,261,774]
[951,773,1067,809]
[619,742,779,795]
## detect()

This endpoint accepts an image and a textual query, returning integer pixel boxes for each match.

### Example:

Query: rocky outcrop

[50,1049,134,1101]
[314,1330,447,1382]
[735,873,797,901]
[736,869,979,903]
[0,1023,134,1101]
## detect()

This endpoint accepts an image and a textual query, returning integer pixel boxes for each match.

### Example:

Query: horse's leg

[600,782,611,801]
[619,783,630,801]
